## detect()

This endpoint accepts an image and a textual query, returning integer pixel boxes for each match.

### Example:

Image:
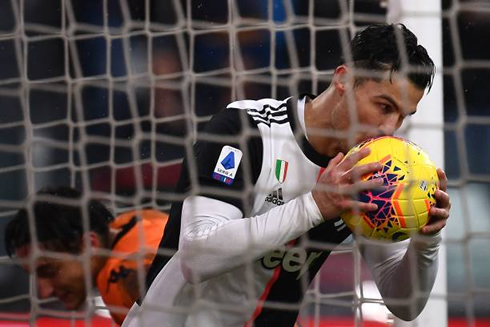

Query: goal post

[389,0,448,326]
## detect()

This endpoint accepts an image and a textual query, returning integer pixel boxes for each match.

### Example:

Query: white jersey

[124,96,441,327]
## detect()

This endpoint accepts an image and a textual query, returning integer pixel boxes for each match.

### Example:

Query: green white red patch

[275,159,288,184]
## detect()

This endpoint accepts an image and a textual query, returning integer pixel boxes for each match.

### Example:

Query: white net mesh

[0,0,489,326]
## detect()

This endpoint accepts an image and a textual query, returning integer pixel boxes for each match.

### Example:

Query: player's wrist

[411,231,442,250]
[307,191,335,224]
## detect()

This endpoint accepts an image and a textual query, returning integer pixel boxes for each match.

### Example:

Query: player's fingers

[317,153,344,183]
[422,200,450,235]
[348,177,385,193]
[339,147,371,171]
[336,178,384,197]
[327,152,344,170]
[436,168,448,192]
[434,189,451,210]
[339,199,378,212]
[345,162,382,182]
[421,218,447,235]
[429,206,450,220]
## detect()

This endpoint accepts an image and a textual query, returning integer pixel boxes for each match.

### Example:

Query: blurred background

[0,0,489,326]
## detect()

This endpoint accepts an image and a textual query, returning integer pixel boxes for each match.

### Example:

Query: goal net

[0,0,489,326]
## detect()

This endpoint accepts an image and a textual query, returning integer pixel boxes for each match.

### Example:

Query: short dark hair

[5,186,114,257]
[345,23,435,91]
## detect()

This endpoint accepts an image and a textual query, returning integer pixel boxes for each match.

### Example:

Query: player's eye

[379,103,394,113]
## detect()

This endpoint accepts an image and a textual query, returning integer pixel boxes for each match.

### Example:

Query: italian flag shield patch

[275,159,289,184]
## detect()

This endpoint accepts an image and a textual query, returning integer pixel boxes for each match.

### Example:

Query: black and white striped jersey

[138,96,351,327]
[126,96,440,327]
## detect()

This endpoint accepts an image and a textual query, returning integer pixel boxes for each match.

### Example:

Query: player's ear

[82,231,103,250]
[333,65,348,95]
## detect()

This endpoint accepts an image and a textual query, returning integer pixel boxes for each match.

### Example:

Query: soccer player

[5,186,169,325]
[123,23,451,326]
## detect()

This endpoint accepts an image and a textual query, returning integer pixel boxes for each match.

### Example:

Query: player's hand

[420,168,451,235]
[312,147,384,221]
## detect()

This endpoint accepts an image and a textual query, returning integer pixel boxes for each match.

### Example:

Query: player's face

[16,244,89,310]
[332,74,425,153]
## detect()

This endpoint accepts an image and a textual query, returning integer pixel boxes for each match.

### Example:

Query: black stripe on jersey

[250,102,287,115]
[250,116,289,127]
[248,110,288,119]
[247,106,287,116]
[251,104,288,126]
[227,103,287,117]
[228,102,288,126]
[226,108,286,119]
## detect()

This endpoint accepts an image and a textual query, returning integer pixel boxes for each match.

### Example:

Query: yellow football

[340,136,439,242]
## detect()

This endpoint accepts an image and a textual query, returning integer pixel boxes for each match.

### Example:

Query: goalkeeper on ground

[5,186,169,325]
[124,23,451,327]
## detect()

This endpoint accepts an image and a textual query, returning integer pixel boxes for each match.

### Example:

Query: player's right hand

[311,147,384,221]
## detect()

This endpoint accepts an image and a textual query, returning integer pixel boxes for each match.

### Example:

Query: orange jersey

[96,209,168,325]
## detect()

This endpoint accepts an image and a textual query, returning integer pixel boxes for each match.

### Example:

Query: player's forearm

[360,233,441,321]
[179,193,324,283]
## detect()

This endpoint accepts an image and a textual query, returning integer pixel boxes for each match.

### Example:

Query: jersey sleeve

[186,108,263,213]
[358,233,441,321]
[179,193,325,283]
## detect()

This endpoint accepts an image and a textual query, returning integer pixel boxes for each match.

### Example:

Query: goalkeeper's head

[5,186,115,310]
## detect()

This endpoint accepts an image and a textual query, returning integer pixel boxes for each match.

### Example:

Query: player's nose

[379,116,399,136]
[37,278,55,299]
[379,125,396,136]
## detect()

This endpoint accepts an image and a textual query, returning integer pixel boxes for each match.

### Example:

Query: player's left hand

[420,168,451,235]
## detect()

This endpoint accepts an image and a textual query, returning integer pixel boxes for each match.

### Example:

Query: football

[340,136,439,242]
